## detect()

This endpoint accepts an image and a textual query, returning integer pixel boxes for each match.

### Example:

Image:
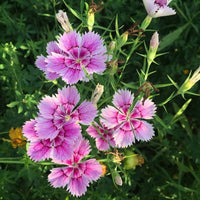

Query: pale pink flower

[23,119,81,161]
[100,89,156,148]
[48,138,102,197]
[36,31,107,84]
[35,86,97,140]
[143,0,176,18]
[87,122,116,151]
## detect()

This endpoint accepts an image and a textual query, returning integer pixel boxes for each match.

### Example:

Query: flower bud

[56,10,72,33]
[178,66,200,96]
[124,151,144,170]
[117,31,128,49]
[87,10,95,31]
[91,83,104,106]
[114,174,123,186]
[108,41,116,53]
[147,31,159,66]
[107,59,118,76]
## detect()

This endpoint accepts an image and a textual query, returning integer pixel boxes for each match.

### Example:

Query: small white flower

[143,0,176,18]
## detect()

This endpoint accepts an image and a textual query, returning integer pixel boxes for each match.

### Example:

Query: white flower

[143,0,176,18]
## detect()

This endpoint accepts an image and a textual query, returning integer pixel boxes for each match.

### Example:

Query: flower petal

[80,159,102,182]
[131,99,156,119]
[81,31,106,55]
[73,139,91,163]
[101,106,125,128]
[46,41,61,55]
[58,31,81,53]
[28,139,52,161]
[67,172,89,197]
[71,101,97,125]
[35,117,59,140]
[113,122,135,148]
[112,89,134,114]
[22,119,38,141]
[131,119,155,141]
[38,96,58,119]
[56,86,80,109]
[48,167,72,188]
[52,137,74,160]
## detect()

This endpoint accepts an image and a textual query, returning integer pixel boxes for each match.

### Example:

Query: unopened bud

[117,31,128,49]
[107,59,118,75]
[87,10,95,31]
[147,31,159,66]
[91,83,104,106]
[108,41,116,53]
[56,10,72,33]
[114,175,123,186]
[150,31,159,50]
[178,66,200,96]
[124,151,144,170]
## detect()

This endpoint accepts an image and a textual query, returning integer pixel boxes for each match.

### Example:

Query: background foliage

[0,0,200,199]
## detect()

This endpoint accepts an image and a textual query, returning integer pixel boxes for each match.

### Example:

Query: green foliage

[0,0,200,199]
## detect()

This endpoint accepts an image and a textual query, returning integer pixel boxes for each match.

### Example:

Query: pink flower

[100,89,156,148]
[35,86,97,140]
[23,119,81,161]
[143,0,176,18]
[87,122,116,151]
[36,31,107,84]
[48,138,102,197]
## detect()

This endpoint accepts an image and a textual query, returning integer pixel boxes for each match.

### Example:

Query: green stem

[144,63,151,80]
[0,158,62,166]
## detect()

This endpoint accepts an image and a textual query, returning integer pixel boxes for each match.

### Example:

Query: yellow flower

[100,162,107,177]
[3,127,26,149]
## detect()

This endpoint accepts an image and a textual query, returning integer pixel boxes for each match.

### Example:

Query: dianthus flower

[87,122,115,151]
[36,31,107,84]
[35,86,97,140]
[48,138,102,197]
[23,119,81,161]
[22,86,97,161]
[143,0,176,18]
[100,89,156,148]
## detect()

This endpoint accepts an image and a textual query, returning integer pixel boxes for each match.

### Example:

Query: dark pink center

[154,0,167,7]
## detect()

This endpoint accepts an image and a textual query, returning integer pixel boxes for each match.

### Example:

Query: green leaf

[7,101,19,108]
[158,24,189,51]
[172,102,192,137]
[18,104,23,114]
[63,0,83,21]
[171,99,192,124]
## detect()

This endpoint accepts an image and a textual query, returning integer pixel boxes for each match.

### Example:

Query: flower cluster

[23,86,97,161]
[22,1,177,196]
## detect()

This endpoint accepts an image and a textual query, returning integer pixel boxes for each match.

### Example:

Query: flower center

[65,115,70,121]
[154,0,167,7]
[76,59,82,63]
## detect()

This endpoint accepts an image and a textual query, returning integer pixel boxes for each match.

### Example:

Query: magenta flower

[100,89,156,148]
[36,31,107,84]
[143,0,176,18]
[23,119,81,161]
[35,86,97,141]
[87,122,116,151]
[48,138,102,197]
